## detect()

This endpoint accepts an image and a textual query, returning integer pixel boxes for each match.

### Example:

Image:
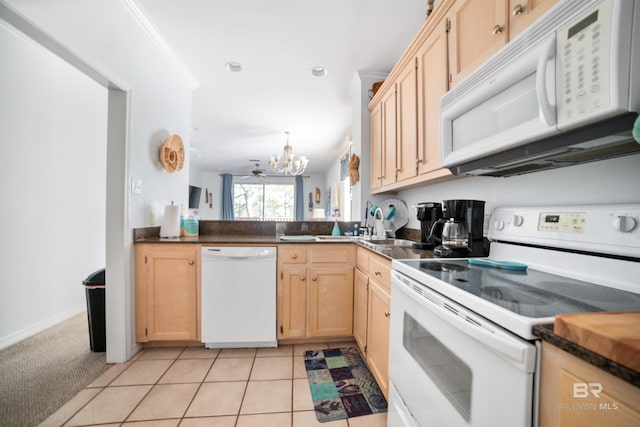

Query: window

[233,182,295,220]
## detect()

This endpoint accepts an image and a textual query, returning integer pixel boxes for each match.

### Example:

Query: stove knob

[612,216,636,232]
[512,215,524,227]
[494,219,505,230]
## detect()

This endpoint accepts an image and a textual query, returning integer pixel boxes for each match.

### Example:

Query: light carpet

[0,313,109,427]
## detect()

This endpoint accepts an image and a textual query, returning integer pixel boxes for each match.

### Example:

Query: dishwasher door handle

[205,255,273,261]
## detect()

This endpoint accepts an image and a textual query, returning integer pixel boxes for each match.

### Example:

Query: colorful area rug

[304,346,388,422]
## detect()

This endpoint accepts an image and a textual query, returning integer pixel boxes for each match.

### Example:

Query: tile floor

[40,341,388,427]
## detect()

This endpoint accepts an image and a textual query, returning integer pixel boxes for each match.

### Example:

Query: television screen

[188,185,201,209]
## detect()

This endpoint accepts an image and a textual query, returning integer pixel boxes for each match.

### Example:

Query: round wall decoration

[160,134,185,173]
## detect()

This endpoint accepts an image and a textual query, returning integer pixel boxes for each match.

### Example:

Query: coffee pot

[412,202,443,249]
[428,199,486,257]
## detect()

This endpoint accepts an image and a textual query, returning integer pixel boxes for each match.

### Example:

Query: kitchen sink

[359,238,415,248]
[315,235,360,242]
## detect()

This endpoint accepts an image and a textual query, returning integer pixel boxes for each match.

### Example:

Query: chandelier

[269,131,309,175]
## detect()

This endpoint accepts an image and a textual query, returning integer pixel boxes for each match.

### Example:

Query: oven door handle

[394,273,535,372]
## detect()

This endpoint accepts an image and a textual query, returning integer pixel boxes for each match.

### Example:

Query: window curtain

[295,175,304,220]
[340,155,349,181]
[221,173,234,220]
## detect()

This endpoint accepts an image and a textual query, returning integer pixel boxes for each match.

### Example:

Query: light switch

[131,178,143,194]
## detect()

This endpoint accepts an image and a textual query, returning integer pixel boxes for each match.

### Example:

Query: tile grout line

[121,347,185,424]
[179,346,221,424]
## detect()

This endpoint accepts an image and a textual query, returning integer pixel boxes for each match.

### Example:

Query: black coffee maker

[412,202,443,249]
[429,200,486,257]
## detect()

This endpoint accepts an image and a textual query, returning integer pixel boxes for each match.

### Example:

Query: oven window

[403,313,472,421]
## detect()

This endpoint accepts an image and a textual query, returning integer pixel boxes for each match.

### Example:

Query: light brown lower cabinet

[135,244,199,342]
[353,246,391,398]
[366,278,390,398]
[277,244,355,339]
[539,341,640,427]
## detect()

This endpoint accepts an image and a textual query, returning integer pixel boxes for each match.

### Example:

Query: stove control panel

[538,212,587,233]
[489,204,640,258]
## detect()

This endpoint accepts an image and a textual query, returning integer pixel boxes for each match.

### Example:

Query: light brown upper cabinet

[447,0,509,87]
[368,0,556,193]
[381,87,398,188]
[370,84,399,190]
[370,102,383,192]
[508,0,558,39]
[417,19,450,177]
[395,58,419,183]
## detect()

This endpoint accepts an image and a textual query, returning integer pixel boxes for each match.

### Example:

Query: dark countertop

[133,223,436,260]
[534,324,640,388]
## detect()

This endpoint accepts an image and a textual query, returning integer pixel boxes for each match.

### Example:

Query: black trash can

[83,268,106,352]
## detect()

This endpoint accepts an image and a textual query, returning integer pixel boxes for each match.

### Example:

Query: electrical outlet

[483,213,491,236]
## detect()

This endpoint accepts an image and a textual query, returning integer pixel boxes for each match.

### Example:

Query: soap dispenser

[331,221,341,236]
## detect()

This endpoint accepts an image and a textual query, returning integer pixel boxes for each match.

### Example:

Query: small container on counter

[183,218,199,236]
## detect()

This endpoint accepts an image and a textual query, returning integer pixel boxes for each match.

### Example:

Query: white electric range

[388,204,640,427]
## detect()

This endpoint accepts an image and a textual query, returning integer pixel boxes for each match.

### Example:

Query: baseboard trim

[0,305,86,350]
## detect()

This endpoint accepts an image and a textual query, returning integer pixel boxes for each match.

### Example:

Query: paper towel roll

[160,203,181,238]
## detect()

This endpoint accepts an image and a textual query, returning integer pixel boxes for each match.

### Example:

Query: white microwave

[440,0,640,176]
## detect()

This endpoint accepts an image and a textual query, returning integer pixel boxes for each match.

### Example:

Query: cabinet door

[448,0,508,87]
[417,22,451,176]
[353,268,369,355]
[367,279,390,398]
[508,0,558,40]
[540,342,640,427]
[309,266,354,337]
[396,59,418,182]
[138,246,198,341]
[370,101,383,191]
[280,266,308,338]
[380,86,398,187]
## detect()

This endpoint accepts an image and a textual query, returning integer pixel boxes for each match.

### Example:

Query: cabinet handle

[492,24,504,35]
[512,4,524,15]
[374,270,382,276]
[384,311,391,318]
[312,276,317,281]
[300,276,305,281]
[188,260,194,265]
[291,254,297,259]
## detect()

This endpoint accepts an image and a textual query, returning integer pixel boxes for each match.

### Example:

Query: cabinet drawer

[369,253,391,291]
[279,246,308,264]
[311,244,355,264]
[356,246,370,271]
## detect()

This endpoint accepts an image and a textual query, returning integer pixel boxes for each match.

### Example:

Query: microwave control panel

[556,0,613,124]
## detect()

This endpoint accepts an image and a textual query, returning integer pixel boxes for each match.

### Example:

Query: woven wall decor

[159,134,185,173]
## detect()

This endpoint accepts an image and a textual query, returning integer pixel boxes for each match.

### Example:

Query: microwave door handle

[536,37,556,126]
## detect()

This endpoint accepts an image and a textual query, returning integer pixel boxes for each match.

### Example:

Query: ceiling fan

[239,160,267,179]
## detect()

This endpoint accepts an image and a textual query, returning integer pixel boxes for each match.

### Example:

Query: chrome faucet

[373,208,386,238]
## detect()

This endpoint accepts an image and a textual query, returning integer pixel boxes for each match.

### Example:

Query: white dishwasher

[201,246,277,348]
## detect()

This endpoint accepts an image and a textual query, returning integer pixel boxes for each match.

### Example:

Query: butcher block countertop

[555,311,640,372]
[534,312,640,388]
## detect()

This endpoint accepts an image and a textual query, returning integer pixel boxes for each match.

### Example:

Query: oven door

[389,271,537,427]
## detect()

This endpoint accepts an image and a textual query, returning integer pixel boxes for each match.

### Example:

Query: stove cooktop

[393,258,640,339]
[398,259,640,317]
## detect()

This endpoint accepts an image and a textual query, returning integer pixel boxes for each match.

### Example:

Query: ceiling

[5,0,429,175]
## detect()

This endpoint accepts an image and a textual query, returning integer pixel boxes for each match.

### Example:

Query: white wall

[188,166,222,220]
[0,21,107,348]
[1,2,196,361]
[397,154,640,231]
